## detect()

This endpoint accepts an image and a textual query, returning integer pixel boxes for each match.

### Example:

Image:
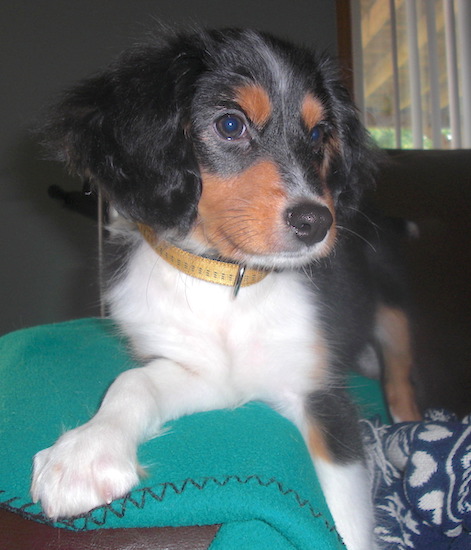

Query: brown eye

[215,114,247,140]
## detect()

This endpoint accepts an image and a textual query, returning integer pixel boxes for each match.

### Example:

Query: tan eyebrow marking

[301,93,325,129]
[235,84,272,127]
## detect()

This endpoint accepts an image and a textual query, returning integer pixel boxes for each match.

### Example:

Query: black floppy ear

[332,100,379,218]
[45,37,207,233]
[320,58,379,219]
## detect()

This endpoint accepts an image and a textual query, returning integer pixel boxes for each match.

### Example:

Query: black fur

[33,29,424,540]
[310,209,414,377]
[44,27,378,235]
[44,25,415,428]
[307,387,365,463]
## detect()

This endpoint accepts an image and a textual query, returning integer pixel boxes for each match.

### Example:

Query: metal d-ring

[232,264,246,299]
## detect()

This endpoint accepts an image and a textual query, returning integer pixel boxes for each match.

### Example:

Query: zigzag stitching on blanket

[1,476,339,537]
[100,476,334,531]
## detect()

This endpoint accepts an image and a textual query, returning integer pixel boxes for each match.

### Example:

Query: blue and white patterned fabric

[362,410,471,549]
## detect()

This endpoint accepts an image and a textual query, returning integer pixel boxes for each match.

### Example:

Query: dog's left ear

[44,36,208,233]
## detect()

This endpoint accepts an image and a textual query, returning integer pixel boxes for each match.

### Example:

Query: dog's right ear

[45,35,208,233]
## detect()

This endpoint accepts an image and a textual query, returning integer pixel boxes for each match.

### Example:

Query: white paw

[31,422,140,519]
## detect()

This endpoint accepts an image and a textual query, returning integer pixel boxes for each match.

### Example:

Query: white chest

[108,243,327,401]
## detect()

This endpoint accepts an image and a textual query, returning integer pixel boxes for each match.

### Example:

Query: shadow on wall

[0,136,101,336]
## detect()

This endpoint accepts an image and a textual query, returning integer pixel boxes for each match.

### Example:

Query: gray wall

[0,1,338,335]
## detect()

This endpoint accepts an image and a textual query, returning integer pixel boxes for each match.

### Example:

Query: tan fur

[307,424,332,462]
[376,305,421,421]
[301,93,325,130]
[235,84,272,127]
[195,161,288,259]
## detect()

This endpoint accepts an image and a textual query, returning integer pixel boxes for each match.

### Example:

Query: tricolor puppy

[31,27,418,549]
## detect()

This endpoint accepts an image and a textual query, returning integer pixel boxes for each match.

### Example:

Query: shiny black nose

[286,202,333,246]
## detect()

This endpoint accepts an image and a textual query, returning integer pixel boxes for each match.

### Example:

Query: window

[340,0,471,149]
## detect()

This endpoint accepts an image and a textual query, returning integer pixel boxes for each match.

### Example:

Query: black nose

[286,202,333,246]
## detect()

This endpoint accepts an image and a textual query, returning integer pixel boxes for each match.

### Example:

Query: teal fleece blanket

[0,318,389,549]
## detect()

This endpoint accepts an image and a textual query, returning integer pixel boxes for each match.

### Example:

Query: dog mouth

[234,240,335,269]
[191,198,337,269]
[188,220,336,270]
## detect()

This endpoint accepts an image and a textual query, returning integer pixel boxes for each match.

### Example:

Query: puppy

[31,27,417,549]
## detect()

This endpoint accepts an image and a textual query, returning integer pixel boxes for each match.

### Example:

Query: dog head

[46,27,377,269]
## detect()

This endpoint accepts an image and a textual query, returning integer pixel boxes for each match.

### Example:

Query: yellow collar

[138,224,269,297]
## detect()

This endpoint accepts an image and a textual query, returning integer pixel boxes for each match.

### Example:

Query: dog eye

[215,114,247,140]
[310,124,325,146]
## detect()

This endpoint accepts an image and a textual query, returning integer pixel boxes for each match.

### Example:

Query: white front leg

[32,358,234,519]
[278,391,377,550]
[313,458,376,550]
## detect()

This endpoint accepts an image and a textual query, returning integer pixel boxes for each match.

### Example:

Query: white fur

[32,234,375,549]
[313,459,377,550]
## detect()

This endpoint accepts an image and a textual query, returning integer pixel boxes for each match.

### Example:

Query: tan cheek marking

[301,93,325,130]
[236,85,272,127]
[194,161,287,258]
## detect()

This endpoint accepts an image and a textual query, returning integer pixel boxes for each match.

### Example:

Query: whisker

[344,205,379,229]
[343,206,380,240]
[337,225,377,253]
[301,264,320,290]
